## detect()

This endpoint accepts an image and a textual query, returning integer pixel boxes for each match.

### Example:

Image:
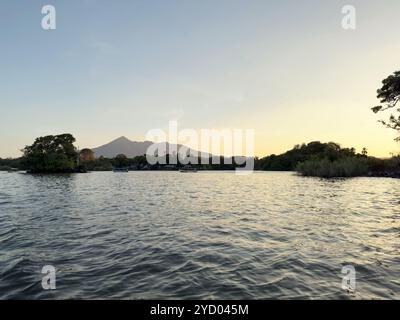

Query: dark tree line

[255,141,366,171]
[3,67,400,177]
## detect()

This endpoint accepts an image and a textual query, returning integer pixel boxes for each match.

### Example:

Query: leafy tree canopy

[22,134,78,173]
[256,141,363,171]
[372,70,400,140]
[114,154,129,168]
[80,148,95,162]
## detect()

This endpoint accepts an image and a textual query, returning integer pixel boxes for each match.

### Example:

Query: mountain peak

[92,137,152,158]
[113,136,131,142]
[91,137,205,159]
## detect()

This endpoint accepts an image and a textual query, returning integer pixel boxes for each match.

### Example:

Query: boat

[179,165,197,173]
[113,168,129,173]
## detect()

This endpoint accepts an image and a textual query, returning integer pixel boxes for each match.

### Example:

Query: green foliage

[79,148,95,162]
[114,154,129,168]
[6,136,399,177]
[80,156,113,171]
[371,70,400,140]
[78,154,243,171]
[255,141,359,171]
[0,157,22,170]
[21,134,78,173]
[296,157,369,178]
[80,155,149,171]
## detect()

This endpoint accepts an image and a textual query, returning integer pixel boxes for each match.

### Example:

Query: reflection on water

[0,171,399,299]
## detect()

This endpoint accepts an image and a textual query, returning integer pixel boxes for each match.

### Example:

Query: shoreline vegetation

[0,72,398,178]
[0,136,399,178]
[1,70,399,179]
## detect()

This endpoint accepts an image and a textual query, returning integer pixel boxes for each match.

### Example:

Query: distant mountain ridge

[92,137,153,158]
[92,136,208,158]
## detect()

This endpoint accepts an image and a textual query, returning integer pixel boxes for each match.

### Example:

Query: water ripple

[0,171,399,299]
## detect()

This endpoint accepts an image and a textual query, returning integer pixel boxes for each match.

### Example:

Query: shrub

[296,157,369,178]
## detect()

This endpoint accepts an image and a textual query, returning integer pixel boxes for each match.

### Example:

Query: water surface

[0,171,399,299]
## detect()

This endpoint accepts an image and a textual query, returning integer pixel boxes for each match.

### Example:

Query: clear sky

[1,0,399,158]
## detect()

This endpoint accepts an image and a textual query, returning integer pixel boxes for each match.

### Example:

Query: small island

[19,134,85,174]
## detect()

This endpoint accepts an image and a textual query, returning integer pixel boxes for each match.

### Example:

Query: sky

[0,0,400,158]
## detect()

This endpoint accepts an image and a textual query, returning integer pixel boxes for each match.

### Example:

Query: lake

[0,171,399,299]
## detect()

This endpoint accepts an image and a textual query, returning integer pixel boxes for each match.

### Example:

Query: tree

[79,148,95,162]
[22,134,78,173]
[372,70,400,140]
[362,147,368,156]
[255,141,365,171]
[114,154,128,168]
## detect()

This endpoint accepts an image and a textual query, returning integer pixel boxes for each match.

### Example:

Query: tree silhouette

[372,70,400,140]
[79,148,95,162]
[22,134,78,173]
[114,154,128,168]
